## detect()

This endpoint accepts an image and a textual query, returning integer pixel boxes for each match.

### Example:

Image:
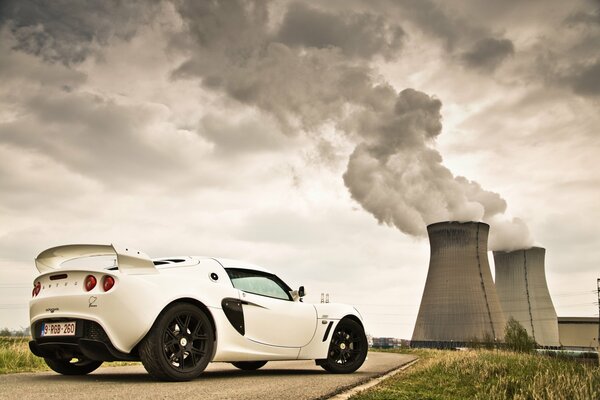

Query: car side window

[226,269,292,301]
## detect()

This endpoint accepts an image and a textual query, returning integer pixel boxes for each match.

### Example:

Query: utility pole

[597,278,599,351]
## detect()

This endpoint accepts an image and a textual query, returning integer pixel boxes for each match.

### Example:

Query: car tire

[44,358,103,375]
[318,318,368,374]
[231,361,268,370]
[139,302,214,381]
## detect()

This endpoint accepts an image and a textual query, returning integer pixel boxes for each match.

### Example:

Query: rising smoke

[171,0,533,251]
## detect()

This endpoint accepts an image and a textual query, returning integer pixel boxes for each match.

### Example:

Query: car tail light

[84,275,97,292]
[32,282,41,297]
[102,275,115,292]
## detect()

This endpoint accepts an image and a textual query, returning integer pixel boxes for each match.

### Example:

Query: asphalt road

[0,352,416,400]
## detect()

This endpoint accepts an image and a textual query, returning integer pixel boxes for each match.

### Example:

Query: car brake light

[32,282,41,297]
[84,275,97,292]
[102,275,115,292]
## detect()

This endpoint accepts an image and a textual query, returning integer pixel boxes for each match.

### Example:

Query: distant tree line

[0,326,31,337]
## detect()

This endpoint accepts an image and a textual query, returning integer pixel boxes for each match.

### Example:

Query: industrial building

[370,337,405,349]
[558,317,599,351]
[412,221,506,348]
[494,247,560,347]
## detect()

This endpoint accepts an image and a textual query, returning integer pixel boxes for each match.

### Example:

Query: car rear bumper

[29,318,139,362]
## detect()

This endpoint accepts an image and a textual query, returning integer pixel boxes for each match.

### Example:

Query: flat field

[352,349,600,400]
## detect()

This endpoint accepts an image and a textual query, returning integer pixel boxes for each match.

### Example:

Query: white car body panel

[238,290,317,348]
[29,244,365,364]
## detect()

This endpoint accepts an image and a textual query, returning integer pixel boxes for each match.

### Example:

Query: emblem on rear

[45,307,59,313]
[88,296,98,308]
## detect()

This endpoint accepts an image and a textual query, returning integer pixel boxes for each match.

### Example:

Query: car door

[226,268,317,348]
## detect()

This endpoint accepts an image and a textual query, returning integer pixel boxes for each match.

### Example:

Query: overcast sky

[0,0,599,338]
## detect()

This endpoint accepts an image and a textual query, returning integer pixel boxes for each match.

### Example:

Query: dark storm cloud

[0,90,184,186]
[526,5,600,97]
[172,0,269,57]
[392,0,485,51]
[172,0,406,132]
[558,6,600,97]
[277,2,404,60]
[394,0,457,49]
[0,142,96,210]
[565,7,600,27]
[0,0,159,64]
[569,60,600,97]
[199,114,286,155]
[461,37,514,71]
[0,38,87,87]
[367,0,517,73]
[172,0,385,133]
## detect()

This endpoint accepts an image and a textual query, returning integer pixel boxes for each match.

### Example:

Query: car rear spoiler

[34,244,158,275]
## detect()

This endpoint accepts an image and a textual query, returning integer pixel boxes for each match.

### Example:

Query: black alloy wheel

[231,360,268,370]
[318,318,368,373]
[44,357,103,375]
[140,303,214,381]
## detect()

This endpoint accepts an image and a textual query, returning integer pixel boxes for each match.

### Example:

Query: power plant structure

[412,221,506,348]
[493,247,560,347]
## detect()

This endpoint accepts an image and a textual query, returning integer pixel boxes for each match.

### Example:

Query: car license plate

[41,321,76,337]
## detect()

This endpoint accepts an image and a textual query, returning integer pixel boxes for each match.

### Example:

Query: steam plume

[172,0,533,250]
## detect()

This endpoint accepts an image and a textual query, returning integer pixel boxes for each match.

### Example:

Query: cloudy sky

[1,0,599,338]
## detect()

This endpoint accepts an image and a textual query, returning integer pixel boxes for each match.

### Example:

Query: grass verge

[0,337,47,374]
[0,337,139,374]
[353,349,600,400]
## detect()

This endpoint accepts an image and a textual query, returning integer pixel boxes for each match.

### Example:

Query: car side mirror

[298,286,305,298]
[291,286,306,302]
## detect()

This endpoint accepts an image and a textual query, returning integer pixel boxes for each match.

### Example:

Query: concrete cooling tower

[493,247,560,347]
[412,221,506,348]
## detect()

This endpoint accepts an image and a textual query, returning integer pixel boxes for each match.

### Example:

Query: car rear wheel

[231,361,268,370]
[140,302,214,381]
[44,357,103,375]
[318,318,368,374]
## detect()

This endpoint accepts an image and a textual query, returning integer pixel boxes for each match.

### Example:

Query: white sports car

[28,244,368,381]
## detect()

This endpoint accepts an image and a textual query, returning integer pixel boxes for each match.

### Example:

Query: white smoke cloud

[487,217,533,252]
[168,0,534,250]
[342,89,513,238]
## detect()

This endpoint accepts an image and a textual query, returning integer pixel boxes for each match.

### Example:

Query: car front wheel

[140,302,214,381]
[318,318,368,374]
[44,357,103,375]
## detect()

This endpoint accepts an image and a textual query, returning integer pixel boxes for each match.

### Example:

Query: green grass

[354,349,600,400]
[0,337,140,374]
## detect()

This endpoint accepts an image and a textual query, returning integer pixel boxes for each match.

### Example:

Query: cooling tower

[412,221,506,348]
[493,247,560,347]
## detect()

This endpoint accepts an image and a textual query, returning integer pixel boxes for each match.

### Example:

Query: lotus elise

[28,244,368,381]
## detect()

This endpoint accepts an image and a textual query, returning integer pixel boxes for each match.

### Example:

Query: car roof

[210,257,273,274]
[151,256,273,274]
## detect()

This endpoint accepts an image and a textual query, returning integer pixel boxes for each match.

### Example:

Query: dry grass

[0,337,47,374]
[353,349,600,400]
[0,337,140,374]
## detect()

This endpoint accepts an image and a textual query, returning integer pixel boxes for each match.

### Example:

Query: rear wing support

[34,244,158,275]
